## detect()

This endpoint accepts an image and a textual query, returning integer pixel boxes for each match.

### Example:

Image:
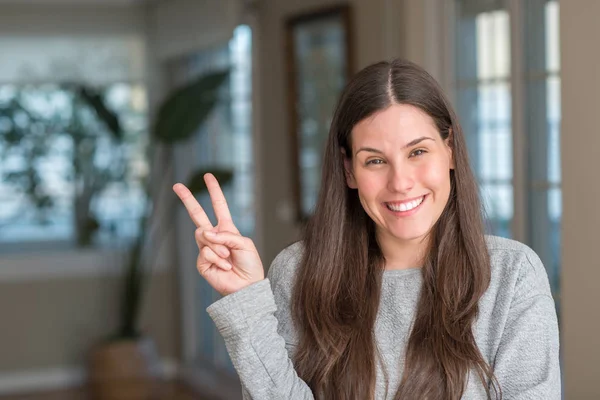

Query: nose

[387,164,415,193]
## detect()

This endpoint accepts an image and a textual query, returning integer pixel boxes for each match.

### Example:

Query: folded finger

[195,228,230,258]
[203,230,251,251]
[200,246,233,272]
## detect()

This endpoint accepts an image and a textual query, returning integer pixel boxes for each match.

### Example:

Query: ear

[341,148,358,189]
[445,128,455,170]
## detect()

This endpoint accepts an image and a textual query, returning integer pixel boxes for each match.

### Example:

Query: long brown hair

[291,59,501,399]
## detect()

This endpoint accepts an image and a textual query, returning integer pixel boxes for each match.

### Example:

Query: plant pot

[88,336,163,400]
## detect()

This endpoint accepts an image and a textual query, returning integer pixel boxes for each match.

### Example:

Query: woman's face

[345,103,453,247]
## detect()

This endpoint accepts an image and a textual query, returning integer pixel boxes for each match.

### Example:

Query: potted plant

[86,69,232,399]
[0,69,232,398]
[0,86,154,397]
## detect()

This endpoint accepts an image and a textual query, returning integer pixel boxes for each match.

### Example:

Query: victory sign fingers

[172,181,230,259]
[174,173,265,296]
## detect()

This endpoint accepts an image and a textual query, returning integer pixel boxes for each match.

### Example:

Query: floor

[0,381,207,400]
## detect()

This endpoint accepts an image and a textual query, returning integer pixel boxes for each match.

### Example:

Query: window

[171,25,253,374]
[454,0,561,305]
[456,7,512,238]
[0,34,147,252]
[0,82,148,250]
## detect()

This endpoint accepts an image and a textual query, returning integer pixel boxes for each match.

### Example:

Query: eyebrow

[355,136,435,156]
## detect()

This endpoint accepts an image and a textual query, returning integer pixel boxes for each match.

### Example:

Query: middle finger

[204,174,239,233]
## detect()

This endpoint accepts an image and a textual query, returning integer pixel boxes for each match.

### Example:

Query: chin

[396,234,428,243]
[389,226,432,243]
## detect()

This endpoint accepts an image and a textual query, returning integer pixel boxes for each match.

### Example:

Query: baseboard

[0,366,86,396]
[179,365,242,400]
[0,359,179,396]
[0,244,171,282]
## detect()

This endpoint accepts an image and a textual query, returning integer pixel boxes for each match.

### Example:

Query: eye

[410,149,427,158]
[366,158,385,166]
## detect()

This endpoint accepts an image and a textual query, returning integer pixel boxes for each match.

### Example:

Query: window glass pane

[548,187,561,299]
[480,183,513,238]
[547,75,561,185]
[524,0,561,306]
[293,15,349,218]
[529,186,560,296]
[476,10,510,80]
[457,0,561,313]
[545,1,560,73]
[0,83,147,249]
[456,2,513,238]
[478,82,512,182]
[175,25,253,374]
[0,36,145,85]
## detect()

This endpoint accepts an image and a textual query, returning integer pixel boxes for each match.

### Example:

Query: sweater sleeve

[491,248,562,399]
[206,247,315,399]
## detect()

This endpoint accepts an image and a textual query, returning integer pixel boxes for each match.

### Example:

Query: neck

[377,229,429,270]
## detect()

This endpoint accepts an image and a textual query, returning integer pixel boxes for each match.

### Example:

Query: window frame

[444,0,560,246]
[0,79,159,281]
[174,15,260,395]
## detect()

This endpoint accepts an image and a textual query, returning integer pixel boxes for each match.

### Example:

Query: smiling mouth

[385,195,427,212]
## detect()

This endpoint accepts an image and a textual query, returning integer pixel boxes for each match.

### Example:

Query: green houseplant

[80,69,233,399]
[0,69,233,398]
[115,69,232,341]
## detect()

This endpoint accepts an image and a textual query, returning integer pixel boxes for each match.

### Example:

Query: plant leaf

[76,86,123,140]
[186,168,234,194]
[153,69,229,144]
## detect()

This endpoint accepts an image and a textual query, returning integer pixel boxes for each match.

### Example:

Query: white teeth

[387,196,424,212]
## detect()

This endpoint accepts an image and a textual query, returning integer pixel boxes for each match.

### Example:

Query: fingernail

[204,231,216,237]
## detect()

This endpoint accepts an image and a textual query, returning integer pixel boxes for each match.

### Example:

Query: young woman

[173,59,561,399]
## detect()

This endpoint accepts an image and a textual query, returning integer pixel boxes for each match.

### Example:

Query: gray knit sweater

[207,236,561,399]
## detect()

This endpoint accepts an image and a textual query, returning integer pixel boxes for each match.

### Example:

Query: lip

[385,194,427,206]
[383,194,427,217]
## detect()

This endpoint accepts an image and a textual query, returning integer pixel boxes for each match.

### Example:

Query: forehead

[351,104,439,146]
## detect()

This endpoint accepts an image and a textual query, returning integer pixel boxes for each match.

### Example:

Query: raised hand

[173,173,264,296]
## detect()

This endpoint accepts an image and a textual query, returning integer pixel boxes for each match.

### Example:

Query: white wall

[149,0,242,61]
[0,3,144,36]
[560,0,600,398]
[0,2,180,391]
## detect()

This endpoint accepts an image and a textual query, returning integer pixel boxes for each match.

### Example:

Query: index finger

[204,173,238,232]
[173,183,213,229]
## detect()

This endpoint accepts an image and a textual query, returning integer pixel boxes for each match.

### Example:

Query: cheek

[354,170,384,200]
[417,160,451,193]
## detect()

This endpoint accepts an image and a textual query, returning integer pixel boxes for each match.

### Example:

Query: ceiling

[0,0,153,5]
